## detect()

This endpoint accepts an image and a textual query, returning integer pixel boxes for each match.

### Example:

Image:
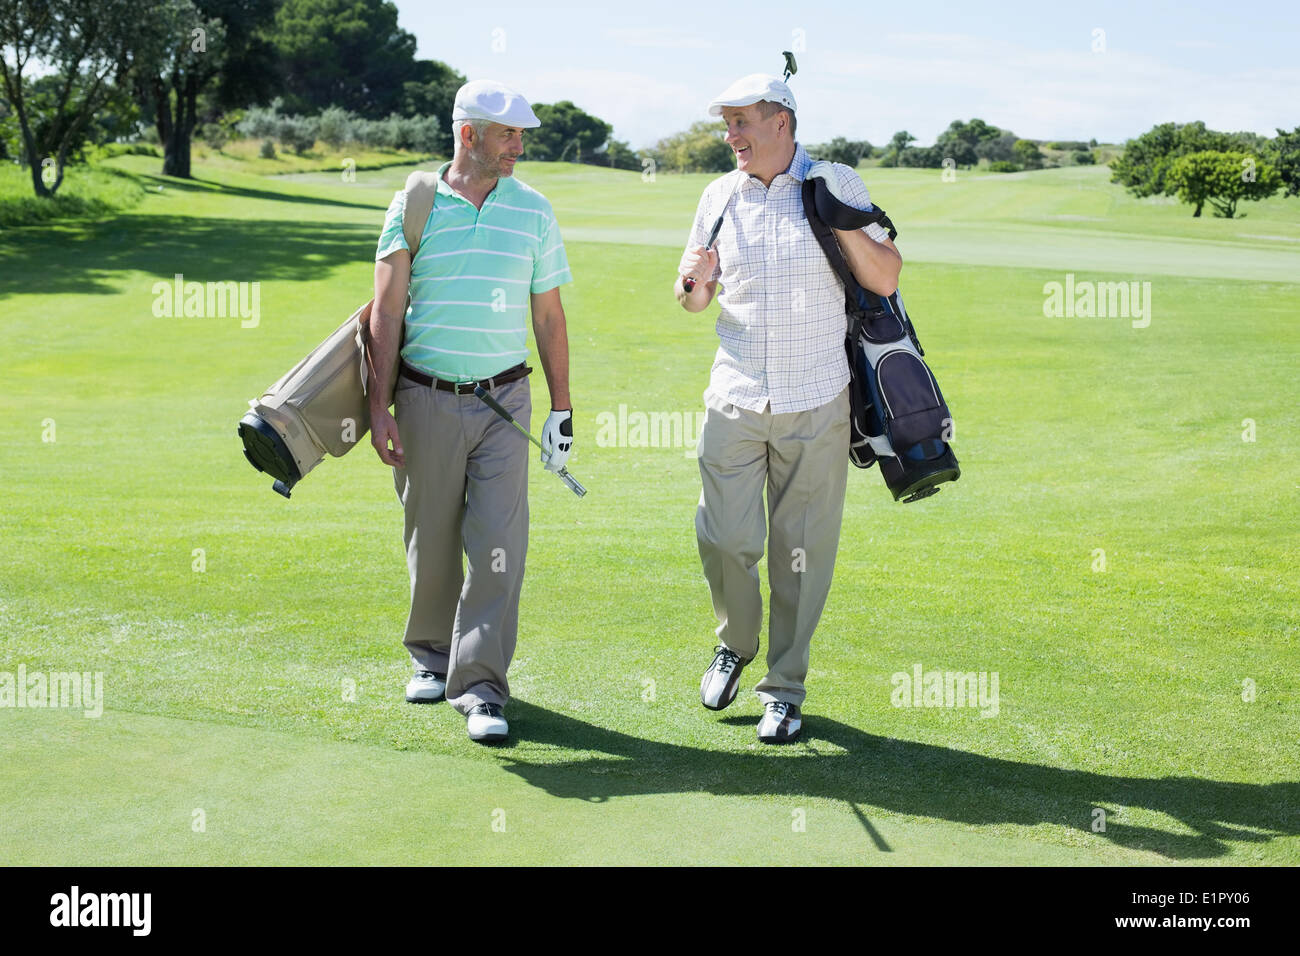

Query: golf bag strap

[801,179,866,318]
[815,189,897,239]
[403,171,440,257]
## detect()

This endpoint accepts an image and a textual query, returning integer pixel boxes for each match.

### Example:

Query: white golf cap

[452,79,540,128]
[707,73,797,116]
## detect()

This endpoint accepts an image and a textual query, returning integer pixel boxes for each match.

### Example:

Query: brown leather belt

[400,361,532,395]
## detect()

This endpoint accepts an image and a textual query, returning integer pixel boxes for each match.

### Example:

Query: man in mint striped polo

[366,80,574,744]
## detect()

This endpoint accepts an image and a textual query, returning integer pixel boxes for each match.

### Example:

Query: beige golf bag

[238,171,438,497]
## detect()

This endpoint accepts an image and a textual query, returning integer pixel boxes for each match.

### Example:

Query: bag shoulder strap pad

[402,170,440,256]
[801,179,862,315]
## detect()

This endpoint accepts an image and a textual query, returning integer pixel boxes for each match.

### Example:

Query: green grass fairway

[1,157,1296,865]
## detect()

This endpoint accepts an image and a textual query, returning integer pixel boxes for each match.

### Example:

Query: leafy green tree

[934,118,1003,167]
[1265,126,1300,197]
[131,0,279,178]
[0,0,150,196]
[526,101,611,162]
[898,144,943,168]
[271,0,416,116]
[1111,121,1239,198]
[878,129,915,167]
[649,120,732,173]
[0,91,14,159]
[1166,150,1281,217]
[133,1,226,178]
[975,131,1018,164]
[1013,139,1044,169]
[401,58,465,155]
[1073,150,1095,165]
[808,136,870,167]
[597,137,640,170]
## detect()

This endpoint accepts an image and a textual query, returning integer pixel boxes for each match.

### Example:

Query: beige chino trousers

[695,384,850,707]
[392,374,531,715]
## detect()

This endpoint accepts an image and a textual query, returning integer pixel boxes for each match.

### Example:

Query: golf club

[473,385,588,497]
[682,214,724,294]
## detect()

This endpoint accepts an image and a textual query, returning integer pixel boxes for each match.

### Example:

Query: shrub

[987,160,1021,172]
[259,138,276,159]
[200,123,229,151]
[317,106,353,150]
[1073,150,1096,165]
[277,114,318,154]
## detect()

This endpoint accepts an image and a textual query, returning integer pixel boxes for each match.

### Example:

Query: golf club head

[782,51,798,81]
[558,468,587,497]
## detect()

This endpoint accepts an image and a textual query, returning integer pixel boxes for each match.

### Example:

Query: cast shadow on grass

[135,173,383,212]
[495,700,1299,861]
[0,214,376,297]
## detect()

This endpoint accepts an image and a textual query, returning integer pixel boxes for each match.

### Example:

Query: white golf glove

[540,409,573,472]
[806,160,847,203]
[807,160,891,243]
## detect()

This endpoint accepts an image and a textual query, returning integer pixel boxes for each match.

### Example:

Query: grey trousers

[392,374,530,715]
[695,385,850,707]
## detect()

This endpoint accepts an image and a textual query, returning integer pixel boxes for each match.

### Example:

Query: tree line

[2,0,1297,215]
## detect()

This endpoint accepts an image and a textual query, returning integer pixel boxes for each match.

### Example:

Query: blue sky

[394,0,1299,149]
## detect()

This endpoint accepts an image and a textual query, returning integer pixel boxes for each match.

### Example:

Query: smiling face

[721,102,793,184]
[464,121,525,178]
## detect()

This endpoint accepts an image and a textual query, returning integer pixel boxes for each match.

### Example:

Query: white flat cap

[452,79,540,128]
[707,73,797,116]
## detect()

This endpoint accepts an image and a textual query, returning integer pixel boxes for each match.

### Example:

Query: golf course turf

[1,155,1296,865]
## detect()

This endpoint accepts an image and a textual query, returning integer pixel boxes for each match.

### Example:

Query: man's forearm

[367,306,403,414]
[835,229,902,297]
[532,311,571,409]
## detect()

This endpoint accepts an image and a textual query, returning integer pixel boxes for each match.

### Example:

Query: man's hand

[540,409,573,472]
[805,160,845,202]
[370,407,405,467]
[678,245,719,289]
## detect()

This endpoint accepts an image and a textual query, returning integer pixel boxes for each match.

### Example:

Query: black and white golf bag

[802,178,960,503]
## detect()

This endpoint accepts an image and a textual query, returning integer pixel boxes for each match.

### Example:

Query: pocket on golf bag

[873,348,949,450]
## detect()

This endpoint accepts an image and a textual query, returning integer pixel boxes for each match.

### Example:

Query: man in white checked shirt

[675,73,902,743]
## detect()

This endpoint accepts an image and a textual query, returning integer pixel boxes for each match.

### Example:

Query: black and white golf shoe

[405,669,447,703]
[700,645,749,711]
[466,702,508,743]
[757,701,802,743]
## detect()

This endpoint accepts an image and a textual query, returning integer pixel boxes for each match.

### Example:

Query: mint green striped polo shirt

[374,162,572,382]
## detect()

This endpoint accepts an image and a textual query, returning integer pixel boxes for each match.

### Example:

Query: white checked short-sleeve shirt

[685,142,879,415]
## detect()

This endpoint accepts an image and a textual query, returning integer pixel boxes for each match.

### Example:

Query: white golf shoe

[405,669,446,703]
[758,701,802,743]
[700,645,749,711]
[466,702,508,743]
